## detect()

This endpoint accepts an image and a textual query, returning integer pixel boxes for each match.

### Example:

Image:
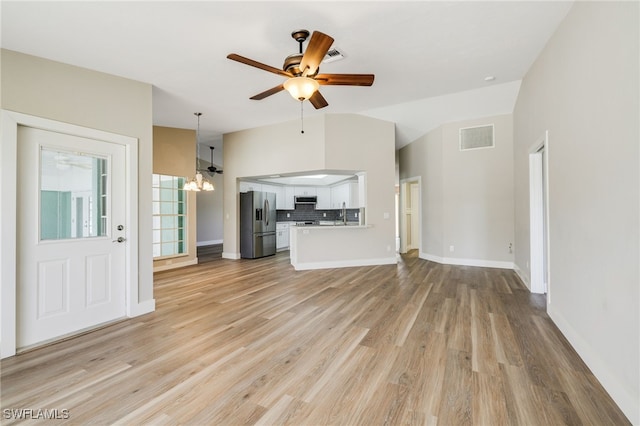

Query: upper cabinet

[239,181,262,193]
[316,187,331,209]
[330,181,359,209]
[240,175,365,210]
[293,186,316,196]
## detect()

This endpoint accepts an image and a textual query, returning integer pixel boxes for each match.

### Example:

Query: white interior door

[17,126,127,349]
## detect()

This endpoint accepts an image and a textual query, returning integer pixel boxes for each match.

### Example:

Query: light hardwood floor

[1,249,630,425]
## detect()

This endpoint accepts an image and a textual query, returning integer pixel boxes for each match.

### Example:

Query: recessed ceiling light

[484,76,496,82]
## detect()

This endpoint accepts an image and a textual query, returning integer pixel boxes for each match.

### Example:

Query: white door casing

[1,110,146,359]
[529,131,550,297]
[17,126,127,349]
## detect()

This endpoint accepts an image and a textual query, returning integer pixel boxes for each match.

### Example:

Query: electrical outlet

[287,213,290,218]
[323,212,326,217]
[449,245,454,252]
[387,245,391,252]
[355,212,358,218]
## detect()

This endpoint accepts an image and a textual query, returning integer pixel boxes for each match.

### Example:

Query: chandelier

[184,112,214,192]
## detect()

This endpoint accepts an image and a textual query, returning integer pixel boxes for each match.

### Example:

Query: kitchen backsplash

[276,203,360,223]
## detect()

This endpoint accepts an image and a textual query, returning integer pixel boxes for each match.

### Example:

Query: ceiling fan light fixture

[283,76,319,101]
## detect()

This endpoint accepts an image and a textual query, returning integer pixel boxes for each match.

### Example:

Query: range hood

[294,196,317,205]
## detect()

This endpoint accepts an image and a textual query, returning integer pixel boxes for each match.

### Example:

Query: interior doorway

[399,177,421,254]
[529,131,550,296]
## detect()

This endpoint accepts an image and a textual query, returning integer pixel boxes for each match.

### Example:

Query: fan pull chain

[300,101,305,134]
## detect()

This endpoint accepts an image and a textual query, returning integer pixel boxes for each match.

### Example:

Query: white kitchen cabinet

[271,186,286,209]
[276,222,290,250]
[294,186,317,196]
[331,181,359,208]
[284,186,295,210]
[239,181,262,193]
[316,187,331,209]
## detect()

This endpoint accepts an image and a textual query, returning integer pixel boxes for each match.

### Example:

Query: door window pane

[40,147,107,240]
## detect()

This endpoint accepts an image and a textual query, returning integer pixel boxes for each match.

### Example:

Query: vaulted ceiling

[1,1,574,159]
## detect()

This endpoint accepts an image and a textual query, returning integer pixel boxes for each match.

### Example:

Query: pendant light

[184,112,214,192]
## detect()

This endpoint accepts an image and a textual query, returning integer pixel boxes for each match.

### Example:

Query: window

[152,174,187,258]
[40,147,108,240]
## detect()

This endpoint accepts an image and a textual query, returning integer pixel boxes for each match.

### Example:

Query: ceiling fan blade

[250,84,285,100]
[227,53,293,78]
[299,31,334,76]
[309,91,329,109]
[315,73,375,86]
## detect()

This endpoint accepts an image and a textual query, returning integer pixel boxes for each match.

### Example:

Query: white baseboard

[292,256,397,271]
[513,263,531,290]
[222,252,241,260]
[548,306,638,425]
[153,257,198,272]
[197,239,223,247]
[128,299,155,317]
[420,252,514,269]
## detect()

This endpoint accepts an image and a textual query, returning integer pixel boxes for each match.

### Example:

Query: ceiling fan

[227,29,374,109]
[204,146,222,176]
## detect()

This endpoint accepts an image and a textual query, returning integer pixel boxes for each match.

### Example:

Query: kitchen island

[289,222,396,271]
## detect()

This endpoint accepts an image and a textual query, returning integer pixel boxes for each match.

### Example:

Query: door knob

[113,237,126,243]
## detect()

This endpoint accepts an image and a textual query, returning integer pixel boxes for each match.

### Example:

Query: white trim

[513,263,531,290]
[420,251,514,270]
[222,252,241,260]
[399,176,422,255]
[197,239,223,247]
[0,110,151,359]
[548,305,638,424]
[153,257,198,272]
[291,256,397,271]
[528,131,550,296]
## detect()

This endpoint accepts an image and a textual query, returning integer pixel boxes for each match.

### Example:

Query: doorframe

[1,110,139,358]
[528,131,551,298]
[399,176,422,255]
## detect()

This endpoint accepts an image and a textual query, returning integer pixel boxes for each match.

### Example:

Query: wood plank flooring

[1,249,630,425]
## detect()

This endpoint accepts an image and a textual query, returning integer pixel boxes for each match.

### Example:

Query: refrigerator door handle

[264,199,270,226]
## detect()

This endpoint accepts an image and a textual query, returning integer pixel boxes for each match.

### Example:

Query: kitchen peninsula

[222,113,397,270]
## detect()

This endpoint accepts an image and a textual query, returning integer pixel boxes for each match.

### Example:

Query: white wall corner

[222,252,241,260]
[513,263,531,291]
[548,305,639,425]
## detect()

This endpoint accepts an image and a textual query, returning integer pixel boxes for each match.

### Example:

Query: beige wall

[222,113,395,264]
[222,116,326,257]
[513,2,639,422]
[399,114,514,267]
[399,126,444,257]
[152,126,198,269]
[1,49,154,304]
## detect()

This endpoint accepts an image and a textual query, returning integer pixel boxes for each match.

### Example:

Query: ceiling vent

[322,47,345,63]
[459,124,494,151]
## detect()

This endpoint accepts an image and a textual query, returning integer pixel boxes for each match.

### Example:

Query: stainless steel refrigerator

[240,191,277,259]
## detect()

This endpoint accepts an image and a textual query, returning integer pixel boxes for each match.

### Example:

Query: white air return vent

[322,47,345,63]
[459,124,494,151]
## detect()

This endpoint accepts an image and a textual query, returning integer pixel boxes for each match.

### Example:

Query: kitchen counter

[291,221,366,228]
[289,222,396,271]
